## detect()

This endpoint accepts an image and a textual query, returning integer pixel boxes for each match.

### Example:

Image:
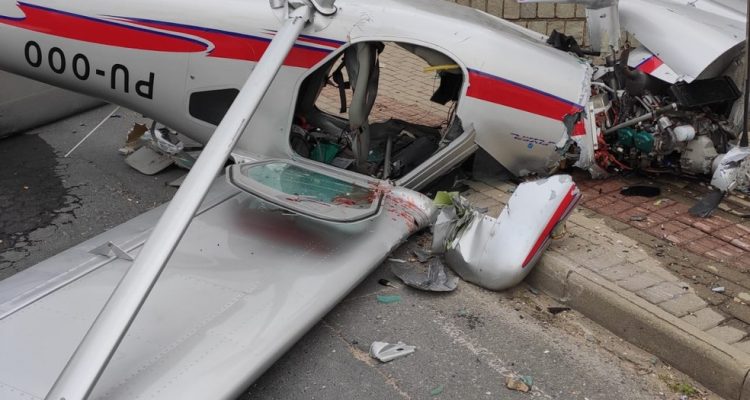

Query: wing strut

[45,5,314,400]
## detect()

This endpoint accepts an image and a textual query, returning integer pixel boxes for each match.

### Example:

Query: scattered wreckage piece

[391,258,459,292]
[122,122,203,175]
[527,0,750,215]
[432,175,580,291]
[369,341,417,363]
[506,376,532,393]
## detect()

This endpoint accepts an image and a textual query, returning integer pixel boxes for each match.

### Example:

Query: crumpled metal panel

[620,0,745,83]
[711,146,750,192]
[439,175,580,291]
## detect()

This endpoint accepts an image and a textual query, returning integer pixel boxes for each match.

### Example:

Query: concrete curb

[528,251,750,400]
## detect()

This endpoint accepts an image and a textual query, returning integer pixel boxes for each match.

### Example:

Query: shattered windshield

[244,162,375,209]
[228,161,382,223]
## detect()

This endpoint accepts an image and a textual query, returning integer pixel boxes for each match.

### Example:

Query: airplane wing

[0,175,433,400]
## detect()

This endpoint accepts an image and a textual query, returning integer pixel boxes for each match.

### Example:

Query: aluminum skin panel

[620,0,746,83]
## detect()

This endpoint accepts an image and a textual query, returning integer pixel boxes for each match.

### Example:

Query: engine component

[618,128,655,153]
[680,135,718,175]
[634,130,655,153]
[604,103,678,134]
[673,125,697,142]
[669,76,741,108]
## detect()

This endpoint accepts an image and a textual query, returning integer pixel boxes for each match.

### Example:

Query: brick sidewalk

[464,175,750,356]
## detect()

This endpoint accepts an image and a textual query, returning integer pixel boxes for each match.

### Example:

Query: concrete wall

[447,0,589,44]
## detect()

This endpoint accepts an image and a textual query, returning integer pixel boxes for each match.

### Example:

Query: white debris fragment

[369,341,416,363]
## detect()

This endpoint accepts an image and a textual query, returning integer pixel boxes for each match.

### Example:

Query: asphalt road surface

[0,105,715,399]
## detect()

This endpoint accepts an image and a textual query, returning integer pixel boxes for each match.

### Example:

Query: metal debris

[689,190,725,218]
[391,258,458,292]
[118,123,149,155]
[412,248,431,263]
[432,176,580,291]
[167,174,187,188]
[369,341,416,363]
[125,146,175,175]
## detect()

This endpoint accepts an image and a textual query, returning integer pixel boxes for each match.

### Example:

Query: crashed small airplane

[0,0,744,399]
[522,0,750,214]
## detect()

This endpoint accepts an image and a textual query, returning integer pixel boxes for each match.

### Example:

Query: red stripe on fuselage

[636,55,664,74]
[467,70,583,121]
[3,3,206,53]
[521,185,580,268]
[0,3,335,68]
[126,20,333,68]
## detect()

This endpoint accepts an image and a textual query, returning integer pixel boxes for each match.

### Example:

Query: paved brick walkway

[462,176,750,356]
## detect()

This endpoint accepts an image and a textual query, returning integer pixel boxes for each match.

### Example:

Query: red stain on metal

[332,197,357,206]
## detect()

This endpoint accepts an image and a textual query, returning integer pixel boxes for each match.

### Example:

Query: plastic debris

[689,189,725,218]
[388,258,407,263]
[506,377,530,393]
[629,215,646,222]
[621,186,661,197]
[391,258,459,292]
[712,286,726,293]
[430,385,444,396]
[369,341,416,363]
[547,306,571,315]
[520,375,533,387]
[377,294,402,304]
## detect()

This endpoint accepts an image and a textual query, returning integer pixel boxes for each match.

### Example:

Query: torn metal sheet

[118,123,149,156]
[619,0,745,83]
[168,174,188,187]
[627,46,680,84]
[711,146,750,192]
[125,146,175,175]
[434,175,581,291]
[369,341,417,362]
[391,258,459,292]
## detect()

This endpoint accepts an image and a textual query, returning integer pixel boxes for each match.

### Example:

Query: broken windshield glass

[228,160,382,223]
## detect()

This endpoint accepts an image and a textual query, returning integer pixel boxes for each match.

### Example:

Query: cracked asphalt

[0,105,717,399]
